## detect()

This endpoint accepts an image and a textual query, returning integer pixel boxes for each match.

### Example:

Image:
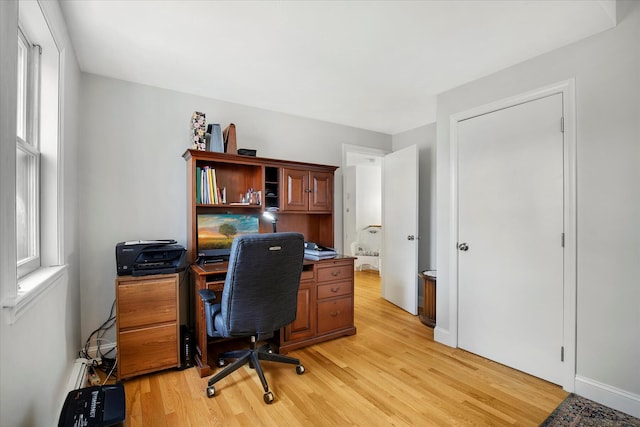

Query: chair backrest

[218,232,304,339]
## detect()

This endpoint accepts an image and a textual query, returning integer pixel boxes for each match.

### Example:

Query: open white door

[382,145,419,315]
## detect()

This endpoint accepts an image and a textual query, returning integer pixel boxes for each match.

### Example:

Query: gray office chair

[198,232,306,404]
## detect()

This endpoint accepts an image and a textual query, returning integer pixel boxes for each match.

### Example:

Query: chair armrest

[198,289,217,303]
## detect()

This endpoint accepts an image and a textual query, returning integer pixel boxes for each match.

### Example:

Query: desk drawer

[317,296,354,334]
[317,263,353,283]
[317,280,352,300]
[300,268,315,282]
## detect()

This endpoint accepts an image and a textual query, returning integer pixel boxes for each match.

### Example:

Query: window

[16,26,41,281]
[2,0,64,320]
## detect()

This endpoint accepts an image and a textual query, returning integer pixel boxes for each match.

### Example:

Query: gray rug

[541,393,640,426]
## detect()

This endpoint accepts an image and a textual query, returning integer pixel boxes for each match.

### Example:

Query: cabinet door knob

[330,286,340,293]
[331,271,340,277]
[329,310,341,317]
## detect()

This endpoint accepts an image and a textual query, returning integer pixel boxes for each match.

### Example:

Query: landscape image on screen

[197,214,260,250]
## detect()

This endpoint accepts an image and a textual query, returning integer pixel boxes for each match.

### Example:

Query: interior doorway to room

[342,147,385,276]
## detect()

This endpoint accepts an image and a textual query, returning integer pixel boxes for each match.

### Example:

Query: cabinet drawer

[317,296,354,334]
[300,268,314,282]
[118,323,178,378]
[317,280,352,300]
[317,263,353,283]
[118,277,177,329]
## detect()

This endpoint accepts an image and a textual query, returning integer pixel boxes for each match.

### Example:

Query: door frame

[448,79,577,392]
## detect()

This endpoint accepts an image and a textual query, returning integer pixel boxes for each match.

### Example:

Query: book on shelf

[201,167,209,204]
[196,166,202,204]
[199,166,225,205]
[210,167,218,204]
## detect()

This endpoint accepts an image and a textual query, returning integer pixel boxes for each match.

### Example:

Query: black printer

[116,239,186,276]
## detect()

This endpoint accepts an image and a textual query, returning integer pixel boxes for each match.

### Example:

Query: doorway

[342,146,384,274]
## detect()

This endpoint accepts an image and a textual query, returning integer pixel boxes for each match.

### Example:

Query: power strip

[87,366,101,386]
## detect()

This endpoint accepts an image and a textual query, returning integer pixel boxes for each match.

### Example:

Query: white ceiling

[58,0,615,135]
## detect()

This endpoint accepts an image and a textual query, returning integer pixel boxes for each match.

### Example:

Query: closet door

[457,94,564,385]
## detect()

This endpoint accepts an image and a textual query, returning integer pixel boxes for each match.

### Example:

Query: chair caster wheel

[264,391,274,404]
[296,365,305,375]
[206,386,215,398]
[217,358,225,368]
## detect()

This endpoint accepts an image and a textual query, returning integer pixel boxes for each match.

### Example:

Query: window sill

[3,265,67,324]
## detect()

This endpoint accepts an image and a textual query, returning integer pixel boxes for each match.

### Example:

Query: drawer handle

[330,286,340,293]
[329,310,341,317]
[331,271,341,277]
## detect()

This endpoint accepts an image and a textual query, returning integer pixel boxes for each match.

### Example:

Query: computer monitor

[196,213,260,262]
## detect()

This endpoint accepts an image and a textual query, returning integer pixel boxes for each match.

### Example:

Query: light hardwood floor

[122,270,567,426]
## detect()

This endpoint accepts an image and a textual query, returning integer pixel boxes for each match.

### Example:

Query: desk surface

[191,255,355,276]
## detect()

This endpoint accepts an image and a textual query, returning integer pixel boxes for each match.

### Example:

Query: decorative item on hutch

[191,111,207,150]
[223,123,238,154]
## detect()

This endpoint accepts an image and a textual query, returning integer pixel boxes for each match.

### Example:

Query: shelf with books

[193,160,261,207]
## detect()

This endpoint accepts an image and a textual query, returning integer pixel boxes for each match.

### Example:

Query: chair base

[205,336,304,404]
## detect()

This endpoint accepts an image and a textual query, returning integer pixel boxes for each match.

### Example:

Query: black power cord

[79,299,118,384]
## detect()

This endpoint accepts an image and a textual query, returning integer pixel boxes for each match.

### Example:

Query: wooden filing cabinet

[116,273,180,379]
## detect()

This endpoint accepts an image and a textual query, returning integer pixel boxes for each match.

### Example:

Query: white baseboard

[575,375,640,418]
[86,342,117,360]
[434,326,455,347]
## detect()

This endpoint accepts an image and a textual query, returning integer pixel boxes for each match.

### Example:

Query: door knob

[407,235,415,241]
[458,243,469,251]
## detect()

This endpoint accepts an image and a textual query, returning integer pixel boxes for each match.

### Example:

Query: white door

[382,145,419,315]
[457,94,564,385]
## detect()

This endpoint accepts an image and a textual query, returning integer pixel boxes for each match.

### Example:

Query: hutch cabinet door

[309,171,333,212]
[283,167,309,211]
[283,281,316,342]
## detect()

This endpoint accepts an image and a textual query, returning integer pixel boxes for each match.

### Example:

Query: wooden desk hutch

[183,150,356,377]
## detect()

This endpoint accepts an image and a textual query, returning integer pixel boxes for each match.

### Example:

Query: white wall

[435,0,640,416]
[0,1,82,425]
[393,123,437,271]
[355,164,382,231]
[77,73,391,344]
